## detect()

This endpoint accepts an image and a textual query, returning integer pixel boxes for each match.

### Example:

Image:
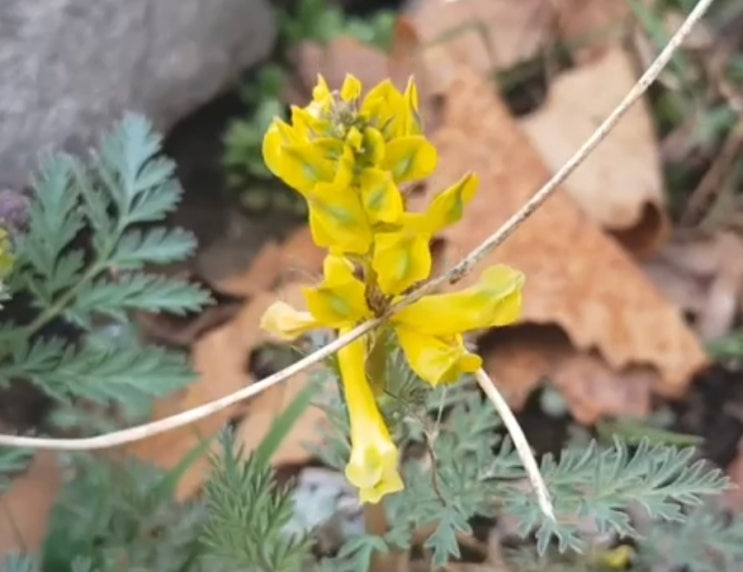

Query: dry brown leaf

[235,283,331,467]
[642,231,743,341]
[392,2,667,254]
[290,36,391,98]
[236,368,330,466]
[0,452,60,557]
[519,46,669,256]
[426,67,706,404]
[127,276,330,498]
[483,327,653,424]
[136,301,243,348]
[125,292,280,499]
[214,226,324,296]
[277,226,326,282]
[552,0,630,63]
[405,0,554,72]
[217,240,284,297]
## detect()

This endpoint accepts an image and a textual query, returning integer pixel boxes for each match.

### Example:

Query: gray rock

[0,0,276,188]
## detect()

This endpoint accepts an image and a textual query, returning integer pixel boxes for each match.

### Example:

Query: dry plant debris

[420,67,706,421]
[519,46,670,256]
[404,0,668,255]
[642,230,743,343]
[406,0,554,72]
[127,281,327,499]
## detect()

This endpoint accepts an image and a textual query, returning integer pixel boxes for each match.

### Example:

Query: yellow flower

[307,179,373,255]
[259,72,527,505]
[259,301,321,341]
[360,77,421,140]
[263,255,524,389]
[391,265,524,385]
[303,255,373,325]
[261,256,403,503]
[359,168,403,224]
[338,329,404,504]
[371,214,432,295]
[263,130,351,196]
[372,172,480,295]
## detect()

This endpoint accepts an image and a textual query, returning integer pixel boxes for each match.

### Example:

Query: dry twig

[681,115,743,227]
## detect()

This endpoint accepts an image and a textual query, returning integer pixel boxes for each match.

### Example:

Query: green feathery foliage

[0,113,211,424]
[636,505,743,571]
[222,0,395,211]
[201,430,313,572]
[311,353,732,570]
[41,453,208,572]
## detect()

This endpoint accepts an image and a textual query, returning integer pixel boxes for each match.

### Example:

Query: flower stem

[474,368,555,521]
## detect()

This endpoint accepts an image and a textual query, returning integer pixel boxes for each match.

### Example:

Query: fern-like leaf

[202,430,312,572]
[2,336,194,412]
[499,438,731,554]
[69,273,210,325]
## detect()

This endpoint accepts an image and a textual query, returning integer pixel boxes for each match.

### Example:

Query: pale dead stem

[0,0,716,521]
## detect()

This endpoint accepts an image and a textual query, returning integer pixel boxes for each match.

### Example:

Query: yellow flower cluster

[260,74,524,504]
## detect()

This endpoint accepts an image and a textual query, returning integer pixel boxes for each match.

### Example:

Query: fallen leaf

[236,368,330,466]
[217,240,284,297]
[213,225,324,298]
[405,0,555,72]
[552,0,630,63]
[290,36,391,99]
[519,46,669,256]
[136,298,243,349]
[392,2,668,255]
[0,452,60,557]
[642,231,743,342]
[276,226,326,282]
[482,326,653,424]
[235,282,332,466]
[127,272,332,499]
[125,292,278,499]
[424,67,706,411]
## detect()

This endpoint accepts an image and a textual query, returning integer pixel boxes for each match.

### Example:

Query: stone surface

[0,0,276,187]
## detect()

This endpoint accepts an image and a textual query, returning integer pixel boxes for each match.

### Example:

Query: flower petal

[393,265,525,335]
[423,172,479,233]
[360,127,386,168]
[262,120,292,187]
[338,330,404,503]
[372,224,432,295]
[312,74,333,110]
[307,182,373,254]
[361,80,401,118]
[269,141,338,193]
[340,74,363,102]
[402,77,423,135]
[260,301,321,341]
[395,326,482,386]
[382,136,438,184]
[359,168,403,224]
[291,105,333,138]
[303,256,371,325]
